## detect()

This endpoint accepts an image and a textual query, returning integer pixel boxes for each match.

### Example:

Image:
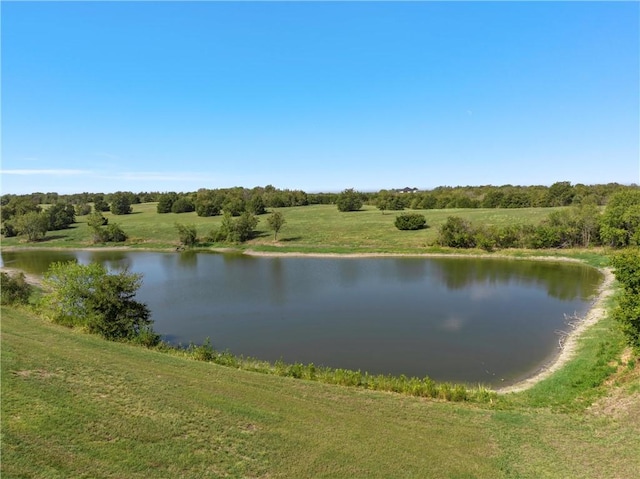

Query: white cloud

[0,169,89,176]
[101,171,216,182]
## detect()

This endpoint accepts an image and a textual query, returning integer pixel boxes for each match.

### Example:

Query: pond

[1,250,602,387]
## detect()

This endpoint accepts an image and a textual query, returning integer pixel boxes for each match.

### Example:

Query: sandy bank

[496,267,615,393]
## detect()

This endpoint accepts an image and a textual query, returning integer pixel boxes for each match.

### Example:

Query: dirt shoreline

[1,246,614,393]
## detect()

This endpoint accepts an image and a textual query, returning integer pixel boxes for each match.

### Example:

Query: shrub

[1,220,18,237]
[0,272,32,305]
[437,216,476,248]
[171,197,195,213]
[175,223,198,247]
[395,213,427,230]
[110,192,132,215]
[93,197,110,212]
[156,193,177,213]
[106,223,127,242]
[189,337,215,361]
[75,203,92,216]
[41,261,155,341]
[336,188,363,212]
[214,212,258,243]
[600,190,640,247]
[87,211,108,228]
[610,249,640,352]
[90,222,127,243]
[47,203,75,230]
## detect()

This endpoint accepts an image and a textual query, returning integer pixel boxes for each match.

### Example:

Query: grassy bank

[2,303,639,478]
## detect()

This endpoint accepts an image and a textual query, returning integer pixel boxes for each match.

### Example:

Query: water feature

[1,249,602,386]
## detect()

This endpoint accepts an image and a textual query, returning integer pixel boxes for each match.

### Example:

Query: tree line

[433,190,640,250]
[2,182,637,244]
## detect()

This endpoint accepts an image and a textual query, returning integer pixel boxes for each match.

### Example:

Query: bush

[110,192,132,215]
[93,197,110,212]
[171,197,195,213]
[437,216,476,248]
[213,212,258,243]
[87,211,108,228]
[91,222,127,243]
[610,249,640,352]
[336,188,363,212]
[106,223,128,242]
[395,213,427,230]
[47,203,75,230]
[75,203,92,216]
[1,220,18,237]
[0,272,32,305]
[156,193,177,213]
[175,223,198,247]
[41,261,155,341]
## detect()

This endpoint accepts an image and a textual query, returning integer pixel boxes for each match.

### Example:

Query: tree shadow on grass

[252,230,271,239]
[39,234,69,242]
[279,236,302,242]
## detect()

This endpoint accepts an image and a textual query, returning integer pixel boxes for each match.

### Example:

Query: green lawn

[2,305,639,478]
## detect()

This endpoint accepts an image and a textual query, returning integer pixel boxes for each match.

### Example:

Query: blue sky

[2,1,638,195]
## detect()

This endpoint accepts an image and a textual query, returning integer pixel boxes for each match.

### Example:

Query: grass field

[2,203,569,254]
[3,203,638,477]
[2,304,639,478]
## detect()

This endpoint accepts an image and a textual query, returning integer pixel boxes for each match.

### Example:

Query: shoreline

[496,266,615,393]
[1,246,615,393]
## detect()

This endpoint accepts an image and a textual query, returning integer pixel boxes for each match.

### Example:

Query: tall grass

[161,339,497,403]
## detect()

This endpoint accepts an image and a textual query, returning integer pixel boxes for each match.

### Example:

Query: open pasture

[1,203,567,253]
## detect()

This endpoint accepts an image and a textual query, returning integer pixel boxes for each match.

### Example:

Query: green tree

[233,211,258,242]
[87,210,108,229]
[336,188,363,212]
[0,196,41,222]
[247,195,266,215]
[41,261,157,343]
[171,196,195,213]
[110,192,133,215]
[157,193,177,213]
[223,196,246,216]
[267,211,286,240]
[376,190,404,213]
[175,223,198,247]
[610,249,640,352]
[105,223,128,242]
[93,196,110,212]
[75,203,92,216]
[195,188,224,217]
[600,190,640,247]
[47,203,76,230]
[214,212,258,242]
[15,211,49,241]
[0,272,32,305]
[545,181,575,206]
[437,216,476,248]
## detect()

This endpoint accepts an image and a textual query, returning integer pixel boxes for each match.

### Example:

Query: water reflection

[430,258,601,301]
[0,250,602,386]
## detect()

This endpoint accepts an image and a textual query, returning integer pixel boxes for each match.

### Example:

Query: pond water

[1,250,602,386]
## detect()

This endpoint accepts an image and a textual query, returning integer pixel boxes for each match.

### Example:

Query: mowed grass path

[1,203,566,253]
[3,306,639,478]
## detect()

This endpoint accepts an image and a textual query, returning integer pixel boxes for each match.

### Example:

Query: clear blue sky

[2,1,639,195]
